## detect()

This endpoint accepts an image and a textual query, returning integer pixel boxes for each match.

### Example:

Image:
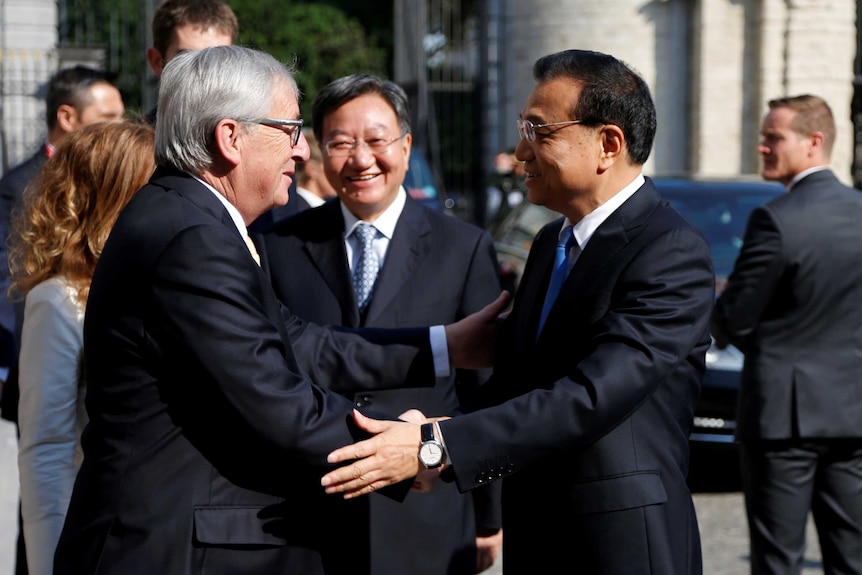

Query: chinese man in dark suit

[322,49,715,575]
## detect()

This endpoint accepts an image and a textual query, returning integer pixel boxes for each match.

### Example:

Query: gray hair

[155,45,299,174]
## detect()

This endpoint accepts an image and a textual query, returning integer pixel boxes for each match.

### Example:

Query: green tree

[231,1,386,119]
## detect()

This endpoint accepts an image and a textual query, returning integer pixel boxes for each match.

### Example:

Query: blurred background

[0,0,861,231]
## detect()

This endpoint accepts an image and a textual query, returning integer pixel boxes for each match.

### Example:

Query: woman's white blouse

[17,277,86,575]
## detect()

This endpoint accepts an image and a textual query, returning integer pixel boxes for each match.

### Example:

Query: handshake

[321,291,510,498]
[321,408,448,497]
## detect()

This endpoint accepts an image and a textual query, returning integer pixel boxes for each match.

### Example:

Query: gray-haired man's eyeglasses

[517,118,584,142]
[255,118,304,146]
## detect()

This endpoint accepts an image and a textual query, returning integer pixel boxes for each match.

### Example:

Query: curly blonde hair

[9,120,155,306]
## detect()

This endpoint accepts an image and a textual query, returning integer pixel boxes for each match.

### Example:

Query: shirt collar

[786,165,828,192]
[341,187,407,239]
[191,175,249,239]
[296,186,327,208]
[560,173,645,249]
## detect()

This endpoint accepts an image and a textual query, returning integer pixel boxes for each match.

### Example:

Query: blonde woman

[9,120,155,575]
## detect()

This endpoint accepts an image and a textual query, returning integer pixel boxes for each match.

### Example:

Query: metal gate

[395,0,485,225]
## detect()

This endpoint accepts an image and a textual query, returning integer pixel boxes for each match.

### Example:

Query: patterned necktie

[352,223,379,311]
[537,225,576,335]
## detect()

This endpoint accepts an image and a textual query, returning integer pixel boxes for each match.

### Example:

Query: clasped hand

[321,291,509,498]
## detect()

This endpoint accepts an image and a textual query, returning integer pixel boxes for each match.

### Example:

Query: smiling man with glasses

[258,73,504,575]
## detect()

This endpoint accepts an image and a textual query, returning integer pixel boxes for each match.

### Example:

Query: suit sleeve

[282,308,435,394]
[712,205,785,351]
[441,226,714,493]
[147,224,364,477]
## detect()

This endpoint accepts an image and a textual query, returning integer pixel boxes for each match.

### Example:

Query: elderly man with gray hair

[53,45,504,575]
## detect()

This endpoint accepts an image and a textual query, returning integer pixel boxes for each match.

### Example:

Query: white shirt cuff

[429,325,450,378]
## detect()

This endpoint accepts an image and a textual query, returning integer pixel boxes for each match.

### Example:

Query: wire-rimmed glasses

[517,118,584,142]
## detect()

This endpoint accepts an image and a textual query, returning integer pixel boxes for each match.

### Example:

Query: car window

[657,182,783,281]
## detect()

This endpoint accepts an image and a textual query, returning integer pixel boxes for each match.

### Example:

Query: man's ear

[213,118,243,168]
[146,47,165,77]
[55,104,78,134]
[597,124,625,170]
[808,131,825,157]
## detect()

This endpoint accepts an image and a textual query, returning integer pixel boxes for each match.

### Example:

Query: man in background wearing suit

[712,95,862,575]
[259,73,503,574]
[144,0,238,124]
[53,45,502,575]
[0,64,123,575]
[322,49,714,574]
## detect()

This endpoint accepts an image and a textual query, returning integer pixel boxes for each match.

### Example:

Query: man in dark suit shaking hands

[712,95,862,575]
[322,49,715,574]
[53,45,504,575]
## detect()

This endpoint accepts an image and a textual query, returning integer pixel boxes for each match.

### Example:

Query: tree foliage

[231,1,386,119]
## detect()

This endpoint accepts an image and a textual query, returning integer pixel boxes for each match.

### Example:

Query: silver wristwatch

[418,422,445,469]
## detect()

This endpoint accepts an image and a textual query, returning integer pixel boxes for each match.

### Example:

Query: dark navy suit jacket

[258,195,502,574]
[0,148,48,422]
[713,170,862,441]
[440,178,714,574]
[55,167,436,575]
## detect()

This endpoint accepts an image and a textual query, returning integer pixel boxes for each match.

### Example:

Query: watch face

[419,442,443,467]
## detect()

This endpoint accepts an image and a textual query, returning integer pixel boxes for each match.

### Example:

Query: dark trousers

[15,502,27,575]
[740,439,862,575]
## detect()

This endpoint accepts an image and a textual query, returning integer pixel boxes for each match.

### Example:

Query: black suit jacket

[0,148,48,422]
[439,179,713,574]
[55,167,436,575]
[713,170,862,441]
[259,196,502,574]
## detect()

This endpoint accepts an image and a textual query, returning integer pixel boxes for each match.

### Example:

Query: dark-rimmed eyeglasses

[255,118,304,146]
[517,119,584,142]
[323,135,405,158]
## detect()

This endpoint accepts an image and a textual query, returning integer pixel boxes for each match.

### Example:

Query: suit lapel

[529,181,662,342]
[364,198,431,325]
[302,201,359,326]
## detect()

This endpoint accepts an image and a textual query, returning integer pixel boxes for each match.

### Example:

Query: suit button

[355,395,372,408]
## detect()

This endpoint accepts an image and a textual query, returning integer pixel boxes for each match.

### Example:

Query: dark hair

[533,49,656,165]
[151,0,239,59]
[45,66,119,130]
[311,73,411,142]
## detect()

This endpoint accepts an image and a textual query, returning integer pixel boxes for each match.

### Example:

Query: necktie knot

[353,223,379,311]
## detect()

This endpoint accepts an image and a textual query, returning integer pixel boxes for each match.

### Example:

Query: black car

[492,176,784,447]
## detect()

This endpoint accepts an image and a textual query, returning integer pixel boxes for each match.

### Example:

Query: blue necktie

[538,225,576,334]
[352,223,379,311]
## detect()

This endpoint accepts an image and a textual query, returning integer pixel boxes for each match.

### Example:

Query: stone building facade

[488,0,857,183]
